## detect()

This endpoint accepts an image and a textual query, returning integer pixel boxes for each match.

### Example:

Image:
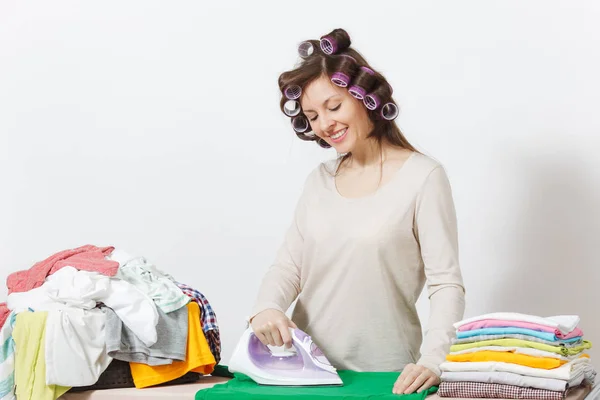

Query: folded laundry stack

[438,312,596,399]
[0,245,221,400]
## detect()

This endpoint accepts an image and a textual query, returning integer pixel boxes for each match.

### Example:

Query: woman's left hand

[392,363,440,395]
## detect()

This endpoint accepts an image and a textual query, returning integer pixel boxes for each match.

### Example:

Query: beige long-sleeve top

[251,152,466,375]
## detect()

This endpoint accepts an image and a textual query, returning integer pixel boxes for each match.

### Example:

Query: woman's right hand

[250,309,298,349]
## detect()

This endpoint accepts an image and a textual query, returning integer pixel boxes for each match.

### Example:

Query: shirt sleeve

[249,177,310,320]
[413,165,466,376]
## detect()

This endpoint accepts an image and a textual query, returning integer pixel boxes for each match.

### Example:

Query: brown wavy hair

[278,28,418,157]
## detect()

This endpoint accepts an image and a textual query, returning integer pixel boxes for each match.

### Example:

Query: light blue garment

[453,333,583,347]
[456,327,582,343]
[109,250,189,314]
[0,312,17,400]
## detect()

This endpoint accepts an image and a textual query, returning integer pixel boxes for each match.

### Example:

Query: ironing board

[58,376,592,400]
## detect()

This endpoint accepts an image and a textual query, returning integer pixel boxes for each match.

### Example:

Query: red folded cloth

[439,381,566,400]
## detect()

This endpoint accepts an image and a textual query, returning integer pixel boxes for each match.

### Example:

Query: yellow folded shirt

[129,302,216,388]
[446,350,568,369]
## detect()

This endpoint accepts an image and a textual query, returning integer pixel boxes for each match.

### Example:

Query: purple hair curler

[363,93,381,110]
[320,36,337,55]
[284,100,301,117]
[292,115,309,133]
[381,102,399,120]
[331,72,350,88]
[360,66,375,76]
[284,85,302,100]
[298,41,314,58]
[348,85,367,100]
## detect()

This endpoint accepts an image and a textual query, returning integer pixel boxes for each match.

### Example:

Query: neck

[346,137,387,168]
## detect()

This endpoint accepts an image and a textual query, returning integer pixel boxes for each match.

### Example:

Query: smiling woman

[277,29,414,157]
[248,28,466,395]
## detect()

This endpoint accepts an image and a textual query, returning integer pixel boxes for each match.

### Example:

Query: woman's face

[301,75,374,154]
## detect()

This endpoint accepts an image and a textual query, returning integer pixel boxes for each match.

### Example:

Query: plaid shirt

[176,282,221,364]
[439,381,568,399]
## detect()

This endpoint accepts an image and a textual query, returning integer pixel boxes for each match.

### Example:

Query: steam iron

[228,326,343,386]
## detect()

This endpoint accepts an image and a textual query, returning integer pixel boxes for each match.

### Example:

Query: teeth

[331,128,347,140]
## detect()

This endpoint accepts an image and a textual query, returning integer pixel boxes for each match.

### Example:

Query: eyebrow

[303,95,340,113]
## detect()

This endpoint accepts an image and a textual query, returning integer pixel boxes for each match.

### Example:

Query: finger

[392,370,411,393]
[393,370,411,394]
[394,377,416,394]
[278,321,293,349]
[393,371,407,388]
[417,376,438,393]
[268,322,284,347]
[289,319,298,329]
[403,372,428,394]
[392,374,404,394]
[262,328,276,346]
[255,330,270,346]
[395,364,415,381]
[393,368,419,394]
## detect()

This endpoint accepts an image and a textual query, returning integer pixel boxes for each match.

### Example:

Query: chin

[333,146,350,154]
[332,140,355,154]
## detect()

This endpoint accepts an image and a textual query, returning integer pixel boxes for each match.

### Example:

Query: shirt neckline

[330,151,418,202]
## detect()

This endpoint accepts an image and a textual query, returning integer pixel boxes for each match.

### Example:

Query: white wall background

[1,0,599,369]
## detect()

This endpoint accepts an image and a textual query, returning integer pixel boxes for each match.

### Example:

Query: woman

[249,28,466,395]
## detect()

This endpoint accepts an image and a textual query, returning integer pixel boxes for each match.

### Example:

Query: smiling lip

[330,128,348,143]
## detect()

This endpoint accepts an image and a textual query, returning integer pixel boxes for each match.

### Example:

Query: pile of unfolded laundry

[0,245,221,400]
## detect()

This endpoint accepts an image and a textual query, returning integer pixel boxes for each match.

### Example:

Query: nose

[319,115,335,136]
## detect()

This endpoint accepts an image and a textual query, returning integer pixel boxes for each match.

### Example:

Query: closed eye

[308,104,341,122]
